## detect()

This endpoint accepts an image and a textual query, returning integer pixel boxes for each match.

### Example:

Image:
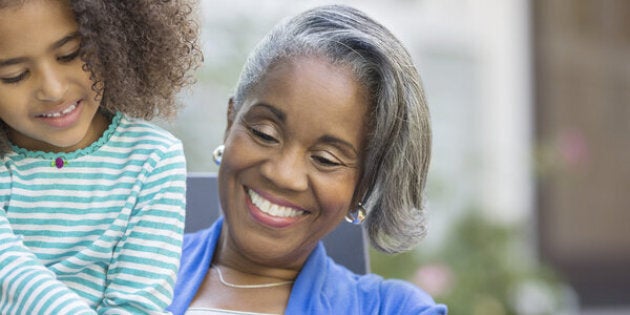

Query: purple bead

[55,157,64,169]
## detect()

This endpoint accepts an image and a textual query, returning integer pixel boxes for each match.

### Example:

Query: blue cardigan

[169,218,447,314]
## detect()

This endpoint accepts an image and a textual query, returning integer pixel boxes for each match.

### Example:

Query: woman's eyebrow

[251,102,286,122]
[319,135,359,157]
[250,103,359,155]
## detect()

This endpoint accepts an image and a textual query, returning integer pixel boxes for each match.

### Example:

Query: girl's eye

[249,126,278,143]
[1,72,28,84]
[58,49,81,63]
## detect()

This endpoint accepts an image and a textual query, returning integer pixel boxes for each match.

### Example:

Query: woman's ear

[224,97,236,141]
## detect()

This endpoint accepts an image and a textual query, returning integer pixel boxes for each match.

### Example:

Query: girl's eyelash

[58,50,81,63]
[1,49,80,84]
[1,72,28,84]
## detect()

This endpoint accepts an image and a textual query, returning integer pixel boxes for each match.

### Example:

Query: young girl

[0,0,202,313]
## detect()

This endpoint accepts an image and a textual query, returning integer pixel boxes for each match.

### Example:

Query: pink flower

[412,263,455,297]
[558,129,589,167]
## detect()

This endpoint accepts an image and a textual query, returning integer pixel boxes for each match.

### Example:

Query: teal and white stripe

[0,113,186,314]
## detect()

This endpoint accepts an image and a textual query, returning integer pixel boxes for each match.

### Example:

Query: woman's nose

[35,64,67,102]
[260,147,309,192]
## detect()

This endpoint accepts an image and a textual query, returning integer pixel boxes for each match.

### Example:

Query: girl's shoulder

[116,113,183,148]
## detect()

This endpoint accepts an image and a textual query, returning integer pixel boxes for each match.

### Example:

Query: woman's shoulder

[182,225,217,251]
[323,259,447,314]
[370,276,447,314]
[180,220,223,267]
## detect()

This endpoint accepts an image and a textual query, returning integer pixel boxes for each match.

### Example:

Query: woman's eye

[58,50,80,63]
[1,72,28,84]
[250,126,278,143]
[313,155,342,167]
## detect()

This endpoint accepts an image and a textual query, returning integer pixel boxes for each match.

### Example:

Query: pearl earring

[212,145,224,166]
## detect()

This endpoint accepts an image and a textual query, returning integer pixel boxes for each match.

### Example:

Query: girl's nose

[35,64,67,102]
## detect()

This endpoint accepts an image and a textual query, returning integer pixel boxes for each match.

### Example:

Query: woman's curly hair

[0,0,203,154]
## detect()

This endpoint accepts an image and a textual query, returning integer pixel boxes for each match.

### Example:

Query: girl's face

[218,56,369,269]
[0,0,104,153]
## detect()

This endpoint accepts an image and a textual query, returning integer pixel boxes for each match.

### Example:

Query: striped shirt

[0,112,186,314]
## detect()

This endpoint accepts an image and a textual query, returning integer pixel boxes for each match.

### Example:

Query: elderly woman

[170,4,447,315]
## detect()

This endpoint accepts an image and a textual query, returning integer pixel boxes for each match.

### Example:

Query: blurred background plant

[371,209,577,315]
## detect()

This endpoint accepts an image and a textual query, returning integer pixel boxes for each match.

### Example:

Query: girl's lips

[37,101,78,118]
[36,100,83,129]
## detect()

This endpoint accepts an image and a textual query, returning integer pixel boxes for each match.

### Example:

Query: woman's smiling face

[218,55,369,268]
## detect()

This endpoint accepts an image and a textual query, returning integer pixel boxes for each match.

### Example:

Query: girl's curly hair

[71,0,203,118]
[0,0,203,154]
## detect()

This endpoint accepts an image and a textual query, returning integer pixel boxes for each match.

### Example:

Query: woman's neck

[213,228,300,283]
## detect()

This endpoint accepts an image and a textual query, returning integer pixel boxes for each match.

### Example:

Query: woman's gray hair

[232,5,431,254]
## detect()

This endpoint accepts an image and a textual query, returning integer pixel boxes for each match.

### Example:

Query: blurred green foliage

[370,210,571,315]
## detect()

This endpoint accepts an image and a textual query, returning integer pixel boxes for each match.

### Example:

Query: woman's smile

[248,188,307,218]
[246,187,308,229]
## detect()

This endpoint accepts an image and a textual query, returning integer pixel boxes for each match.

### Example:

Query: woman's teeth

[248,189,305,218]
[40,103,77,118]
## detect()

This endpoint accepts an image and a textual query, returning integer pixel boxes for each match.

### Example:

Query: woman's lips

[245,187,308,228]
[248,188,306,218]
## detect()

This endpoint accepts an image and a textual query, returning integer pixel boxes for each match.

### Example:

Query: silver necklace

[212,265,294,289]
